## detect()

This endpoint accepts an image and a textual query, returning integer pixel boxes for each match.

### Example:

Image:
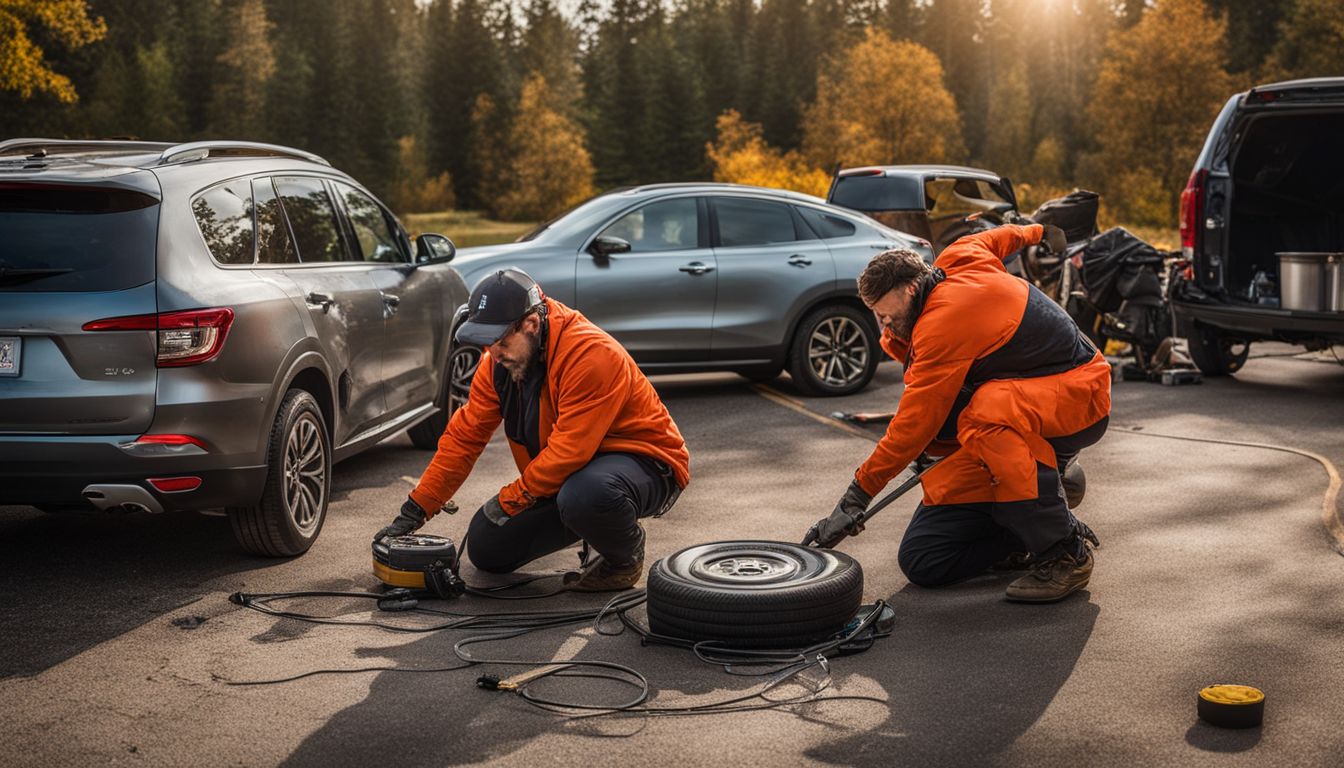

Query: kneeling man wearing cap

[374,269,690,591]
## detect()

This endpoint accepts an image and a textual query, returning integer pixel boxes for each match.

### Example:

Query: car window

[715,197,799,247]
[798,207,857,239]
[273,176,349,263]
[192,180,254,265]
[253,177,299,265]
[0,184,159,292]
[599,198,698,252]
[829,174,924,211]
[335,182,405,263]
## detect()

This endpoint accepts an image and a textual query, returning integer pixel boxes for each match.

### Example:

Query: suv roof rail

[158,141,330,167]
[0,138,173,158]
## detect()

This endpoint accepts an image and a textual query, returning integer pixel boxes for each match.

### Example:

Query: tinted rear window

[829,175,924,212]
[0,184,159,292]
[715,197,800,247]
[273,177,348,263]
[798,207,858,239]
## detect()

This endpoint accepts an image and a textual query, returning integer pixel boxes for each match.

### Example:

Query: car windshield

[516,190,629,242]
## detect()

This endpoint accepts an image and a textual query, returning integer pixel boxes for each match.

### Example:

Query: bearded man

[375,269,690,591]
[808,224,1112,603]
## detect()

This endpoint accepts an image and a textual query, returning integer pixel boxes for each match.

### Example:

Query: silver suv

[0,139,467,556]
[450,184,932,396]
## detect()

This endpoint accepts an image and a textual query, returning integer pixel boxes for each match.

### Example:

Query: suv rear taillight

[83,308,234,367]
[1179,170,1207,258]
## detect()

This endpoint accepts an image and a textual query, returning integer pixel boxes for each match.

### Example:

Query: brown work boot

[568,528,645,592]
[1004,548,1093,603]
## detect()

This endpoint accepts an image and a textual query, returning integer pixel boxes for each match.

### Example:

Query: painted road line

[750,384,879,443]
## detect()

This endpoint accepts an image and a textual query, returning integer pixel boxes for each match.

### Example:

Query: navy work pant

[898,416,1108,587]
[465,452,677,573]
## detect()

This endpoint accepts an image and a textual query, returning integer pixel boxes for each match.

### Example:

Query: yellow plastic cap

[1199,685,1265,706]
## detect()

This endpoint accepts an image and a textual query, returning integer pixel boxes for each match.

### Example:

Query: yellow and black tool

[371,534,465,599]
[1197,684,1265,729]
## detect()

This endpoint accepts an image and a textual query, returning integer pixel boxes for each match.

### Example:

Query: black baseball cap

[455,268,545,346]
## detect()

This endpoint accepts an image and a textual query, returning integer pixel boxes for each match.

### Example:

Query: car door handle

[679,262,715,275]
[381,293,400,316]
[305,292,334,312]
[787,255,812,267]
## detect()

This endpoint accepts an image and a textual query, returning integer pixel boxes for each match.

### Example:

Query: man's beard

[888,301,919,341]
[498,330,541,383]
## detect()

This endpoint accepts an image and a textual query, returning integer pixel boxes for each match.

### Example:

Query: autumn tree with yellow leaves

[1084,0,1237,226]
[478,73,597,222]
[801,28,965,170]
[0,0,106,103]
[705,110,830,198]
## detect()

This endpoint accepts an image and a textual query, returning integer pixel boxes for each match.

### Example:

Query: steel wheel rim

[449,345,481,413]
[807,316,868,387]
[283,414,326,535]
[690,550,803,585]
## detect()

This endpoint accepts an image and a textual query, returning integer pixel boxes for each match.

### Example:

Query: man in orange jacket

[375,269,690,591]
[809,223,1111,602]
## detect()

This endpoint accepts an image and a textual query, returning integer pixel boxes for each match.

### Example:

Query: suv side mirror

[588,236,631,258]
[415,233,456,265]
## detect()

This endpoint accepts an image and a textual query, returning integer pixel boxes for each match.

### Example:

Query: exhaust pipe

[82,484,165,514]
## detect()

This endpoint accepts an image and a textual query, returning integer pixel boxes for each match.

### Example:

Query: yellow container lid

[1199,684,1265,706]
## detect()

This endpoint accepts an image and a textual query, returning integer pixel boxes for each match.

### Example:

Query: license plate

[0,336,20,377]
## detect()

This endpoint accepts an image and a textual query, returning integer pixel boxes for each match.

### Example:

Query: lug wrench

[802,453,950,547]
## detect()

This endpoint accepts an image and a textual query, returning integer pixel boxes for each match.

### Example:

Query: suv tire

[409,344,481,449]
[787,304,879,396]
[646,541,863,648]
[228,389,330,556]
[1187,323,1250,376]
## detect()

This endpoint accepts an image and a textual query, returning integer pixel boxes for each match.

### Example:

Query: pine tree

[1263,0,1344,82]
[208,0,275,140]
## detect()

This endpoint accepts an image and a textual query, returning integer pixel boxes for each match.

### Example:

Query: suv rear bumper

[1173,298,1344,342]
[0,435,267,511]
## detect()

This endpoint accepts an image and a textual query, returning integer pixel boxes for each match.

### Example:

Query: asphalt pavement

[2,344,1342,767]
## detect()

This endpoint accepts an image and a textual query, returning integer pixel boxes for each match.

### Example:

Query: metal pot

[1327,254,1344,312]
[1277,252,1330,312]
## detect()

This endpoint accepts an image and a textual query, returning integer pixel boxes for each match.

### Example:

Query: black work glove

[375,497,427,541]
[1041,224,1067,255]
[807,481,873,548]
[477,494,510,527]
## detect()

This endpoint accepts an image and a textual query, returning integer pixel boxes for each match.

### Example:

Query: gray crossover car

[450,184,932,396]
[0,139,467,556]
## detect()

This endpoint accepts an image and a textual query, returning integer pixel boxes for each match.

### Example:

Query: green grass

[402,210,537,248]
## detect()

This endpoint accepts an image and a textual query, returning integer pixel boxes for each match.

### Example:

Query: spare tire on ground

[646,541,864,649]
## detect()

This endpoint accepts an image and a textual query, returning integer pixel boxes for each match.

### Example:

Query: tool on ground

[1197,684,1265,729]
[1161,368,1202,386]
[829,411,895,424]
[371,533,466,599]
[801,454,949,547]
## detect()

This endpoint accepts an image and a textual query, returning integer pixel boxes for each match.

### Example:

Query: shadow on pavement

[806,579,1100,766]
[1184,721,1262,752]
[0,507,259,678]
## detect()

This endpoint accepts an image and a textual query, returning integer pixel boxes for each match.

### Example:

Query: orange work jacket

[855,224,1112,505]
[410,297,690,518]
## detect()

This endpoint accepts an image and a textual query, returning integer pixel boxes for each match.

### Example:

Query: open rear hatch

[0,178,162,435]
[1222,81,1344,306]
